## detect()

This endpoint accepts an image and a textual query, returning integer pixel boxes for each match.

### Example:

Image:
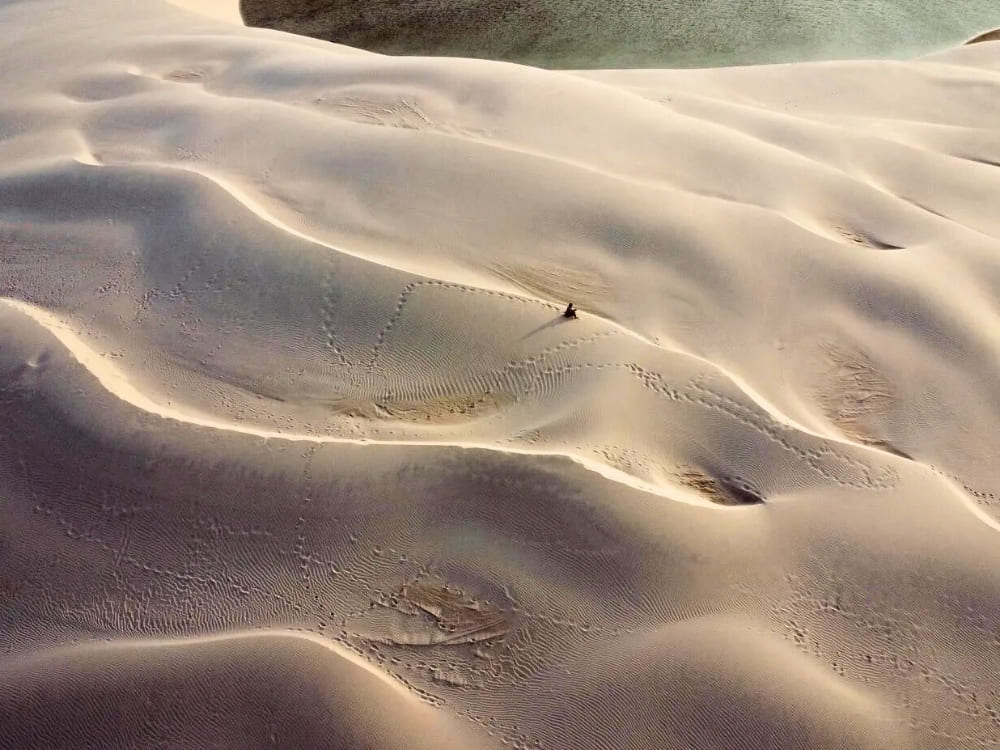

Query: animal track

[927,462,1000,515]
[352,278,900,497]
[365,279,560,372]
[318,262,355,371]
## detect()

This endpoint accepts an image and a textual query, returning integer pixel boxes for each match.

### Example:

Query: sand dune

[1,632,483,748]
[2,1,1000,748]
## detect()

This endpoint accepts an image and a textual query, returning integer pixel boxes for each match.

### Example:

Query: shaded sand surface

[240,0,1000,68]
[2,0,1000,747]
[968,27,1000,45]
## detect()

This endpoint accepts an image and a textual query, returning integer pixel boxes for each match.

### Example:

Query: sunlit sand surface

[2,1,1000,747]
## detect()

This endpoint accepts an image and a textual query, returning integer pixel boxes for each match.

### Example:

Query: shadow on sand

[519,314,575,342]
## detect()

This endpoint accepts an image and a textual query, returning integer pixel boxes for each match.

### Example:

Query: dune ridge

[967,27,1000,45]
[3,1,1000,748]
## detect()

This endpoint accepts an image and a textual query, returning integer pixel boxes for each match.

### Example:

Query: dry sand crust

[2,1,1000,748]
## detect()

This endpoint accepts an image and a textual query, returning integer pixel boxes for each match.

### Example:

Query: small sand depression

[833,225,904,251]
[324,96,436,129]
[164,68,207,83]
[318,95,489,138]
[675,466,765,506]
[390,578,511,645]
[344,576,512,654]
[814,343,910,458]
[376,391,506,423]
[331,390,508,424]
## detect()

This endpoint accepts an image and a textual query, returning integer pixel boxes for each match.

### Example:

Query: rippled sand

[2,1,1000,747]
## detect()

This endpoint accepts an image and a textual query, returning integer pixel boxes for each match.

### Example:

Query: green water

[242,0,1000,68]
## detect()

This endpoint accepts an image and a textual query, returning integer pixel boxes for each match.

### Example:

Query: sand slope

[2,1,1000,748]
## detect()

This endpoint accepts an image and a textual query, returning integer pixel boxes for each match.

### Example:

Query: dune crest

[966,27,1000,44]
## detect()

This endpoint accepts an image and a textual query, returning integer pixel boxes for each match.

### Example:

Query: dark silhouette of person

[563,302,578,319]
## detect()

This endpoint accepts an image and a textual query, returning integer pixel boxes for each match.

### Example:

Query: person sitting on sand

[563,302,578,319]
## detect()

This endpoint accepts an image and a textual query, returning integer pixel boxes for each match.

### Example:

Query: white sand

[1,1,999,747]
